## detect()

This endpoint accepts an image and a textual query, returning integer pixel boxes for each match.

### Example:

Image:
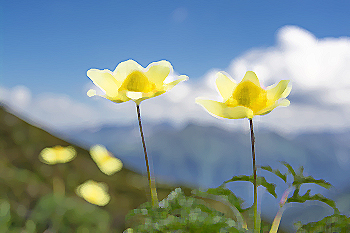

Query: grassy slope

[0,105,193,232]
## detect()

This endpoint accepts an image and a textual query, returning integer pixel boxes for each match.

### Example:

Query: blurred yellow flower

[87,59,188,105]
[39,146,76,165]
[90,145,123,175]
[75,180,110,206]
[196,71,291,119]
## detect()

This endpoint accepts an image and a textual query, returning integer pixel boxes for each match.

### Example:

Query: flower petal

[256,98,290,116]
[241,71,260,87]
[224,106,254,119]
[281,84,292,99]
[164,75,188,91]
[279,98,290,106]
[108,91,131,103]
[113,59,143,82]
[133,90,166,105]
[88,90,129,103]
[126,91,143,100]
[196,98,253,119]
[215,72,237,100]
[87,69,120,97]
[266,80,291,101]
[145,60,173,88]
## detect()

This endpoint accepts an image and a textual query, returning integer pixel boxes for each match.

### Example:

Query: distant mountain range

[61,121,350,231]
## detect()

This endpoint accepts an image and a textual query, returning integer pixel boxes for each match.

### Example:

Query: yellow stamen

[119,70,156,93]
[226,81,267,113]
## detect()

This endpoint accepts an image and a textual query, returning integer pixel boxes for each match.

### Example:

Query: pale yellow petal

[133,90,166,105]
[88,91,129,103]
[241,71,260,87]
[279,98,290,106]
[195,98,253,119]
[164,75,188,91]
[256,98,290,116]
[113,60,143,82]
[145,60,173,88]
[126,91,143,100]
[223,106,254,119]
[216,72,237,100]
[87,69,120,98]
[281,84,292,99]
[266,80,291,101]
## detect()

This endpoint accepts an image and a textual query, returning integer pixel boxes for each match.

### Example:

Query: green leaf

[287,189,339,212]
[200,186,244,212]
[224,175,277,198]
[260,165,287,183]
[257,176,277,198]
[293,176,332,189]
[280,162,332,190]
[126,188,247,232]
[281,161,296,177]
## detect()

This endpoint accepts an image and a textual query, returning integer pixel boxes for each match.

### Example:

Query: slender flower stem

[136,103,158,207]
[249,118,260,233]
[269,187,292,233]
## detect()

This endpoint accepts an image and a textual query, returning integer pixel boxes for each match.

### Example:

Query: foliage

[224,174,278,198]
[126,188,248,233]
[261,162,338,213]
[0,195,111,233]
[295,213,350,233]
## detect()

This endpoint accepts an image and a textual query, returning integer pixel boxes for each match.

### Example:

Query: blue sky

[1,0,350,134]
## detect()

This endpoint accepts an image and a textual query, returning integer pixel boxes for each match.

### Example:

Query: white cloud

[1,25,350,135]
[229,26,350,92]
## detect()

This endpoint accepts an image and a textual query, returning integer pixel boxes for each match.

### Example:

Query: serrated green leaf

[224,175,277,198]
[257,176,277,198]
[287,189,339,212]
[260,165,273,172]
[260,165,287,183]
[225,175,252,183]
[281,161,296,177]
[280,162,332,190]
[293,176,332,189]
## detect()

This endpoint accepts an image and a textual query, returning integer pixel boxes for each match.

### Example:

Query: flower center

[227,81,267,113]
[119,70,156,93]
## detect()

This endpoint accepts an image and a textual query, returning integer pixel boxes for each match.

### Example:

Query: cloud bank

[1,25,350,135]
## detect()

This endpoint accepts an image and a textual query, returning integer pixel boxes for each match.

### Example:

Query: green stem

[249,118,260,233]
[136,103,158,207]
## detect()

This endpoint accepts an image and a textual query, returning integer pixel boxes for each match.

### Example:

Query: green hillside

[0,105,192,232]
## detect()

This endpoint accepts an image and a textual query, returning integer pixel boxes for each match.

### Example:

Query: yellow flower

[90,145,123,176]
[75,180,110,206]
[196,71,291,119]
[87,59,188,105]
[39,146,76,165]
